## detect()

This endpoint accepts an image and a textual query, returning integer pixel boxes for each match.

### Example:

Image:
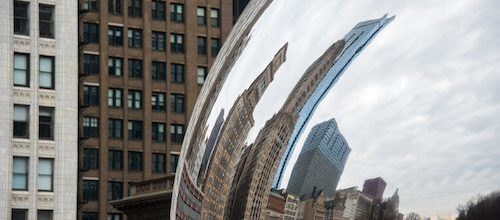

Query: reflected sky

[194,0,500,217]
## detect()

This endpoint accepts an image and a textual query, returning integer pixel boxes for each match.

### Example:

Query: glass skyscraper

[274,14,395,188]
[286,118,351,198]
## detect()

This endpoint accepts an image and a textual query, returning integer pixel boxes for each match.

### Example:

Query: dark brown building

[77,0,234,219]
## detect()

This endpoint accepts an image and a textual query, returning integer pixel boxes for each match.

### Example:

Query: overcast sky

[205,0,500,217]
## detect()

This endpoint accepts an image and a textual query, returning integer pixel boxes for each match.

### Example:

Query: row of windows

[83,149,176,174]
[83,87,185,113]
[14,105,54,140]
[83,54,208,84]
[81,0,221,27]
[12,209,52,220]
[81,153,179,200]
[14,1,55,38]
[84,23,221,56]
[12,157,53,192]
[14,53,55,89]
[82,116,185,142]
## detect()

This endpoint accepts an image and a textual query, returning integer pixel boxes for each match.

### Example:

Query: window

[210,8,220,27]
[108,57,123,76]
[83,180,98,201]
[152,92,166,111]
[81,0,98,12]
[38,210,53,220]
[83,54,99,74]
[38,158,53,191]
[170,124,184,143]
[128,59,142,78]
[39,107,54,140]
[127,90,142,109]
[108,119,123,139]
[152,122,165,142]
[14,1,29,35]
[83,85,99,106]
[12,209,27,220]
[13,105,29,138]
[171,153,179,173]
[128,0,142,17]
[82,212,98,220]
[83,116,99,138]
[152,31,166,52]
[170,3,184,23]
[170,33,184,53]
[83,23,99,44]
[211,38,221,57]
[108,0,122,15]
[39,4,54,38]
[152,61,166,80]
[197,36,207,55]
[108,181,123,200]
[108,88,123,108]
[197,66,207,85]
[127,121,143,140]
[128,151,143,171]
[13,157,28,190]
[170,63,184,83]
[108,26,123,46]
[39,56,54,89]
[14,53,29,87]
[152,0,165,20]
[128,28,142,48]
[108,213,122,220]
[197,7,206,26]
[152,153,166,173]
[83,148,98,170]
[108,150,123,170]
[171,93,184,113]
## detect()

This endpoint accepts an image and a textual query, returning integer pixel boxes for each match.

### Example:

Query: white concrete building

[0,0,78,219]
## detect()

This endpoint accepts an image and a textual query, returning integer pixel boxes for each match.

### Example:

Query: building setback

[287,118,351,199]
[330,187,373,220]
[0,0,78,219]
[77,0,233,219]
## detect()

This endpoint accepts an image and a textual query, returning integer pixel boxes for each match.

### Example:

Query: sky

[203,0,500,217]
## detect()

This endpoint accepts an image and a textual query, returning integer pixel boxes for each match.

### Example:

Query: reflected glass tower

[287,118,350,199]
[273,14,395,188]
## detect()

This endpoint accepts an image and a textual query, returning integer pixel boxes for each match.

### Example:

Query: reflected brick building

[200,43,288,219]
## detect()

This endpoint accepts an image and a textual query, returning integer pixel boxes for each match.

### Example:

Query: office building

[295,190,326,220]
[363,177,386,205]
[274,14,395,188]
[287,118,351,199]
[330,187,373,220]
[0,0,78,219]
[77,0,234,219]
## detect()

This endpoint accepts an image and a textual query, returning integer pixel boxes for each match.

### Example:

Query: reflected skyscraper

[287,118,351,199]
[273,14,395,188]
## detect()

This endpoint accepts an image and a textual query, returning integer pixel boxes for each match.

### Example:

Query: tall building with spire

[287,118,351,199]
[200,43,288,220]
